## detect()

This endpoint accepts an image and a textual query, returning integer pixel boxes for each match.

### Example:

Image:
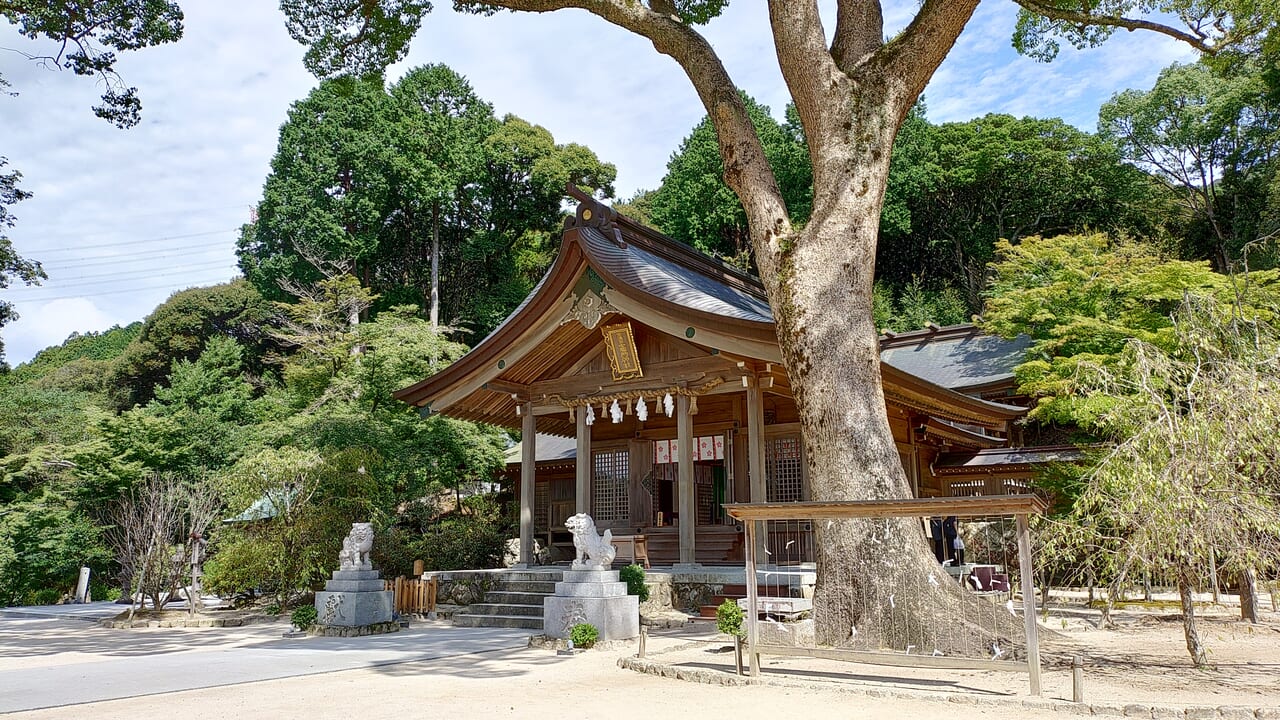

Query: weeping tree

[1042,294,1280,666]
[281,0,1277,646]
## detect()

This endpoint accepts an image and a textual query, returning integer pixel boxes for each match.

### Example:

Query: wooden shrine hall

[395,192,1058,568]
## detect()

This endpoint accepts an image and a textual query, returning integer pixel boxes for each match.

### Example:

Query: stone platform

[543,569,638,642]
[314,569,393,627]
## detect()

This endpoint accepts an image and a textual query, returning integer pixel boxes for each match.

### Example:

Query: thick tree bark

[1178,565,1208,667]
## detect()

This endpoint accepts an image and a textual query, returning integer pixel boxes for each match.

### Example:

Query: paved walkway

[0,607,528,713]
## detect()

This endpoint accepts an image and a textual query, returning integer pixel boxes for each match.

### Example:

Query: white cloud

[4,298,118,361]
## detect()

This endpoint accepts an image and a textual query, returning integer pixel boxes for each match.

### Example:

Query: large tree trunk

[1177,564,1208,667]
[430,198,440,327]
[770,119,1021,650]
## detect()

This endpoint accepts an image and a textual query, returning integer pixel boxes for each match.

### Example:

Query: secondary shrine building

[395,193,1064,568]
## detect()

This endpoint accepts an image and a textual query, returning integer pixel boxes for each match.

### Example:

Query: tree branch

[1013,0,1221,54]
[874,0,981,119]
[830,0,883,74]
[459,0,792,271]
[767,1,845,145]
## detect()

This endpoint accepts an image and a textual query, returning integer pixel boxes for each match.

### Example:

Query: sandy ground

[3,598,1278,719]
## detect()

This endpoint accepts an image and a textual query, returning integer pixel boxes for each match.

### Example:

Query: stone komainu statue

[338,522,375,571]
[564,513,616,570]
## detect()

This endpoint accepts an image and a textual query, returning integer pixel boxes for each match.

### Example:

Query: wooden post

[745,380,769,563]
[677,394,696,565]
[744,518,760,677]
[520,402,536,567]
[576,403,592,515]
[1016,513,1041,696]
[413,559,424,576]
[638,625,647,658]
[1072,654,1084,703]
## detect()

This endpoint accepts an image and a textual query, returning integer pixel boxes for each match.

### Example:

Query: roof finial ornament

[564,182,625,247]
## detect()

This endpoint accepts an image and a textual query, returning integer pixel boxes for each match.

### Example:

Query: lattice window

[592,449,629,524]
[765,435,804,503]
[534,481,550,532]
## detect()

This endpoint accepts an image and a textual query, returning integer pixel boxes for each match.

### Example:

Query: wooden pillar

[1016,513,1042,696]
[576,403,592,515]
[744,518,760,677]
[677,394,696,565]
[519,402,535,567]
[745,380,769,562]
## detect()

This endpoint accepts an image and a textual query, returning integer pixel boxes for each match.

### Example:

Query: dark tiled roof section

[503,433,577,465]
[933,445,1085,472]
[578,225,774,324]
[879,325,1032,391]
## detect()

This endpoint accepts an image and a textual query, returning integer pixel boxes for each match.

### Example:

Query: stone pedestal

[543,569,638,642]
[314,569,393,627]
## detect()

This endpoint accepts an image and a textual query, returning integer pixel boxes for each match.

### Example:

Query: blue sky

[0,1,1193,365]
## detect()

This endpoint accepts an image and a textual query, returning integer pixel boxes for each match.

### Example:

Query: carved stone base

[543,568,638,642]
[315,569,392,627]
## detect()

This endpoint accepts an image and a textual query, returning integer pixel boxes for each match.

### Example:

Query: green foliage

[569,622,599,649]
[0,1,183,127]
[648,94,810,269]
[619,564,650,602]
[1099,60,1279,269]
[415,511,509,572]
[208,446,383,606]
[240,66,615,339]
[281,0,427,79]
[0,489,112,607]
[1039,294,1280,663]
[5,324,140,387]
[715,598,744,637]
[0,158,45,367]
[875,278,969,333]
[882,113,1167,309]
[291,604,318,630]
[982,233,1280,426]
[109,280,276,409]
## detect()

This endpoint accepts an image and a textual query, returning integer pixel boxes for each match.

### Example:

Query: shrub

[619,564,650,602]
[418,515,508,571]
[264,603,281,616]
[569,622,599,649]
[291,604,318,631]
[716,598,744,637]
[27,587,62,606]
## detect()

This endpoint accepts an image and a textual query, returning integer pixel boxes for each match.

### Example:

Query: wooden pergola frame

[723,494,1048,696]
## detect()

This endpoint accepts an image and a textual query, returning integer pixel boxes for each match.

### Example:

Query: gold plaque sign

[601,321,643,381]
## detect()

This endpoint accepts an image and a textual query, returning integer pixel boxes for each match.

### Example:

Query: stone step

[452,613,543,630]
[462,602,544,618]
[491,580,558,594]
[484,590,551,606]
[500,571,563,582]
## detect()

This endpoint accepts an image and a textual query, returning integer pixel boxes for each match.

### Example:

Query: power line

[35,241,240,268]
[16,259,237,285]
[8,263,239,293]
[29,228,239,254]
[5,275,243,303]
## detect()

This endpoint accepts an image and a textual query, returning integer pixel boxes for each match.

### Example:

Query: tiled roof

[879,325,1032,392]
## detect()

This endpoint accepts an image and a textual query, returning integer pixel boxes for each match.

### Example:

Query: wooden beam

[723,494,1049,521]
[677,393,695,565]
[531,355,738,398]
[484,379,529,396]
[519,402,535,567]
[754,644,1031,672]
[576,401,591,515]
[1017,513,1042,696]
[745,380,768,562]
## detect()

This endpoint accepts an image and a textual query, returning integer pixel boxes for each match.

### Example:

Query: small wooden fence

[385,576,438,615]
[724,494,1049,696]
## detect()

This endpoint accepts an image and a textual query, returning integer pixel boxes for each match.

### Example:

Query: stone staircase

[452,570,562,631]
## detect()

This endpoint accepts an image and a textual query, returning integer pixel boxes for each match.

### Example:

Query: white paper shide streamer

[584,403,595,426]
[663,393,674,417]
[609,399,623,423]
[636,396,648,422]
